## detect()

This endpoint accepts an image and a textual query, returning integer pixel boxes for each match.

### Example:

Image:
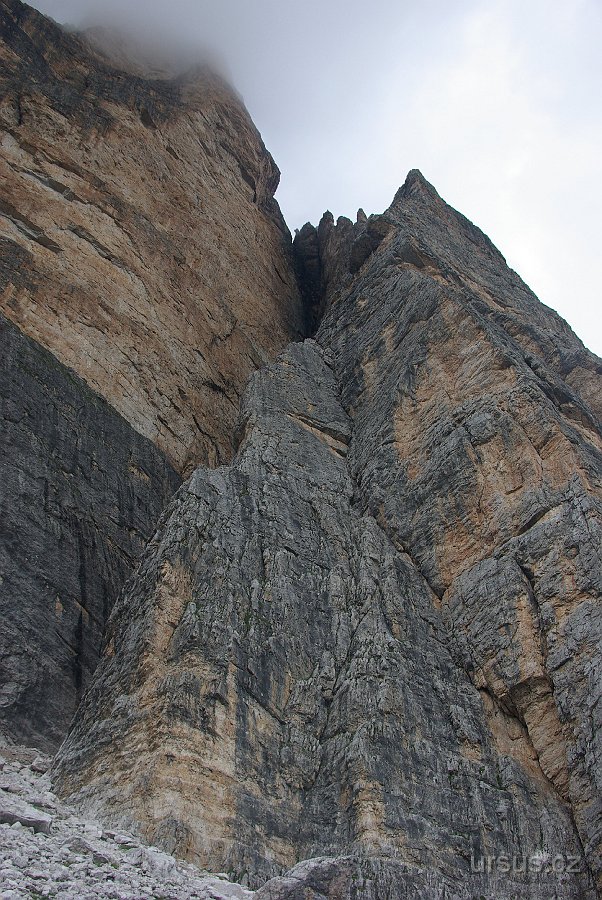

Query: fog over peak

[29,0,602,354]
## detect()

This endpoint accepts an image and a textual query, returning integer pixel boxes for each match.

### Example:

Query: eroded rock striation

[310,170,602,892]
[0,313,180,751]
[0,0,304,751]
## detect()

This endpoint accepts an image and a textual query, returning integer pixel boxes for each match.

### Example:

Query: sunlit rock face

[0,0,304,474]
[0,0,304,750]
[55,171,601,896]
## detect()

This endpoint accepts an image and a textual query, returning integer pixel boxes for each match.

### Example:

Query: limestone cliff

[0,0,304,750]
[1,2,600,896]
[311,171,602,891]
[0,0,304,474]
[54,172,602,897]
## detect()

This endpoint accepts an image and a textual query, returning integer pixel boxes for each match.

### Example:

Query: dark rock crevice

[293,208,394,337]
[293,222,323,335]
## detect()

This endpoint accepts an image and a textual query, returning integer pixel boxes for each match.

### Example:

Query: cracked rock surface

[1,3,600,896]
[310,170,602,892]
[0,0,304,476]
[0,314,180,752]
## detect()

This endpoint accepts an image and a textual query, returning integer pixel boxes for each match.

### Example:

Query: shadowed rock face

[0,0,304,476]
[0,313,180,751]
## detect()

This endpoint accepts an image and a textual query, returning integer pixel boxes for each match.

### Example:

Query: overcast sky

[30,0,602,355]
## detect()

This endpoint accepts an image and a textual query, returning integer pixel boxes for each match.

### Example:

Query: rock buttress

[54,334,598,896]
[311,169,602,892]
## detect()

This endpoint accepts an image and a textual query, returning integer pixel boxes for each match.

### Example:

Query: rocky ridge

[309,170,602,890]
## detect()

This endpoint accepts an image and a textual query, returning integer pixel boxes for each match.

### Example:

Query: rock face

[0,0,304,751]
[0,0,304,475]
[1,3,600,896]
[50,340,600,895]
[0,313,180,751]
[311,170,602,893]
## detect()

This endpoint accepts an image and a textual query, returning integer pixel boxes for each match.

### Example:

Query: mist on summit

[28,0,602,355]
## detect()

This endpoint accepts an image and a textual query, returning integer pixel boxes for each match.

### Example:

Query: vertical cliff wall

[0,0,304,475]
[0,314,180,750]
[311,170,602,892]
[54,172,602,897]
[0,0,305,750]
[1,2,600,895]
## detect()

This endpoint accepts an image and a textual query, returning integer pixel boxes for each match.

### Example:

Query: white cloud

[25,0,602,354]
[388,0,602,351]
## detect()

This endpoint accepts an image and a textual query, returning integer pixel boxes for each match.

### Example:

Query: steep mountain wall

[0,0,304,475]
[311,171,602,891]
[1,2,600,895]
[0,313,179,750]
[0,0,305,751]
[54,172,602,897]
